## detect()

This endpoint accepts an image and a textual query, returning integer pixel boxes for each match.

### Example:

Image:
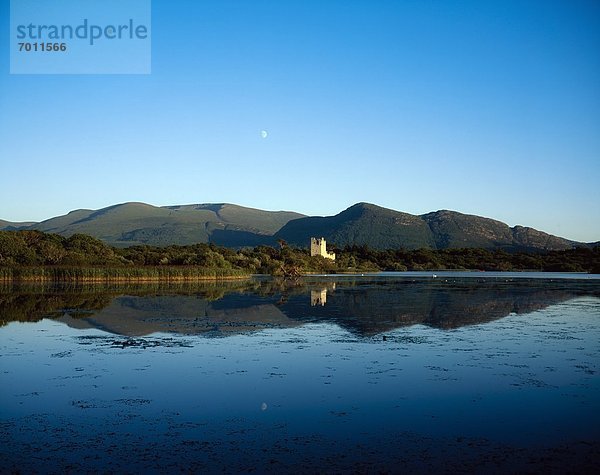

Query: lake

[1,273,599,473]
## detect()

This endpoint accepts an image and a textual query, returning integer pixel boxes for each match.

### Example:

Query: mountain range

[1,201,593,251]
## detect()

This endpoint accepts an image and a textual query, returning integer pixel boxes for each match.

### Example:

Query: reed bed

[0,266,249,283]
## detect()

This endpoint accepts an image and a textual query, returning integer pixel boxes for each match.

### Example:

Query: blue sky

[1,0,599,241]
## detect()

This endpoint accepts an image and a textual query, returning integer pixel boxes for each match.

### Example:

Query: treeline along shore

[0,230,599,282]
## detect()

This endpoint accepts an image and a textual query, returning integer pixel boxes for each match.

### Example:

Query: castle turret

[310,237,335,260]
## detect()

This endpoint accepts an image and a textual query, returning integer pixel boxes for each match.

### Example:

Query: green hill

[276,203,578,251]
[28,202,304,247]
[276,203,436,249]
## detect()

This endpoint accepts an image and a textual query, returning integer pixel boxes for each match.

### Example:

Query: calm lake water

[1,273,599,473]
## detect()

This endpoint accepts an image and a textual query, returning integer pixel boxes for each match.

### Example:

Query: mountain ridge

[277,202,581,251]
[0,219,37,231]
[11,202,303,247]
[0,201,593,250]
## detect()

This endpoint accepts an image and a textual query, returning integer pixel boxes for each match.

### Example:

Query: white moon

[260,130,268,139]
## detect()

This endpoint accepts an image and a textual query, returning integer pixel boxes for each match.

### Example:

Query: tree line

[0,230,599,274]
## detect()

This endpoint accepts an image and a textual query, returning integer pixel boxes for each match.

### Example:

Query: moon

[260,130,268,139]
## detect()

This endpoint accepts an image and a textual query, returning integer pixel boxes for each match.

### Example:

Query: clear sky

[1,0,599,242]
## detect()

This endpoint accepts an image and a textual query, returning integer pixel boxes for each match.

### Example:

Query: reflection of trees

[0,280,255,327]
[1,279,598,337]
[0,291,113,326]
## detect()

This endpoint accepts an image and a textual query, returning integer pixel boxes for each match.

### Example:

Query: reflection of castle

[310,283,336,306]
[311,289,327,306]
[310,237,335,260]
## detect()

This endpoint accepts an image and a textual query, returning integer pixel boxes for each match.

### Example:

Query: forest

[0,230,598,281]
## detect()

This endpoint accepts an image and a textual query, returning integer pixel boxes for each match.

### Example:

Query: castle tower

[310,237,335,260]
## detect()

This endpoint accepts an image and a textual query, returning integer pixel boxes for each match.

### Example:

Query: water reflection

[1,275,599,473]
[311,283,336,306]
[1,277,599,337]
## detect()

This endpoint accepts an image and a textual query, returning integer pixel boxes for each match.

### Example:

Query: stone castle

[310,237,335,260]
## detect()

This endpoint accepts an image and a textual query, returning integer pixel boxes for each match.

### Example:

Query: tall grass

[0,266,249,283]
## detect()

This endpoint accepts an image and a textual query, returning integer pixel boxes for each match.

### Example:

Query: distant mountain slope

[276,203,436,250]
[0,219,36,231]
[28,202,304,247]
[510,225,578,251]
[5,201,589,250]
[421,210,514,248]
[276,203,579,251]
[419,210,577,250]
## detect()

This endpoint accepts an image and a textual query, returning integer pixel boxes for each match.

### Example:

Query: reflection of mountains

[59,294,300,336]
[291,281,600,334]
[1,280,599,337]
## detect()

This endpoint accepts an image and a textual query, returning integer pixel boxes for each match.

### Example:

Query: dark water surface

[1,274,599,473]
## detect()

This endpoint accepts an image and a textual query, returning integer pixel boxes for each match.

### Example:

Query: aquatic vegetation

[0,266,249,283]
